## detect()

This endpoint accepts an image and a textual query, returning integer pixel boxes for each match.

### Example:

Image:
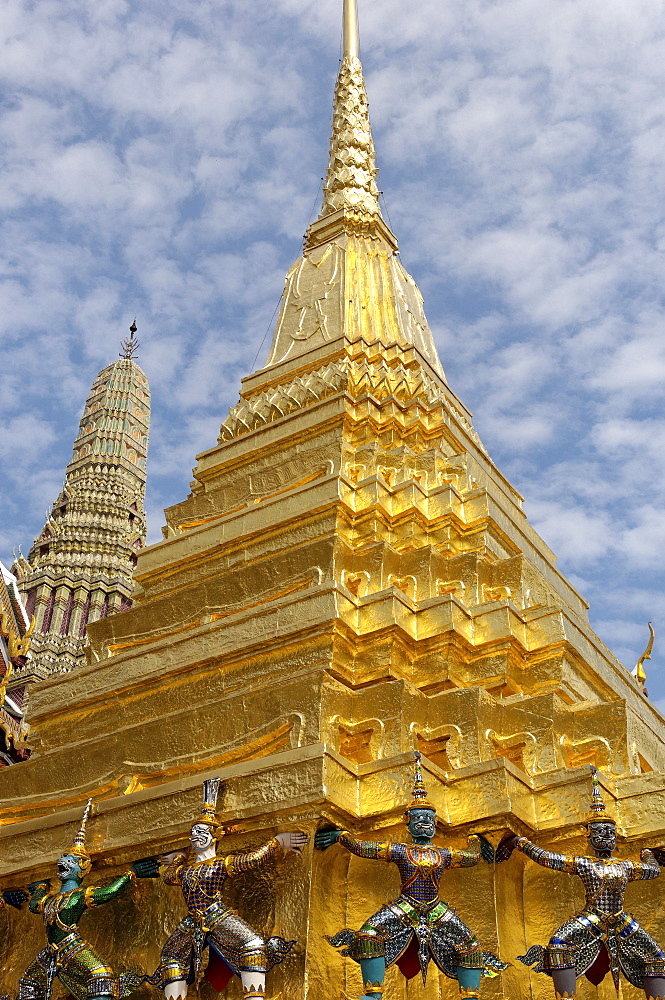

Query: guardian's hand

[158,851,185,865]
[495,833,520,863]
[276,831,308,855]
[2,888,29,909]
[132,856,161,878]
[314,827,343,851]
[26,881,49,895]
[475,834,496,864]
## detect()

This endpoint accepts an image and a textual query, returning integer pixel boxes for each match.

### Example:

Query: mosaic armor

[516,838,665,988]
[18,874,145,1000]
[328,833,507,984]
[153,838,295,988]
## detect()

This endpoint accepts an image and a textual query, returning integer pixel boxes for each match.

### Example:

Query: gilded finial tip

[120,319,140,360]
[343,0,360,59]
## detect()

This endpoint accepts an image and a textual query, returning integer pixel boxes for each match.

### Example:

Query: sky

[0,0,664,703]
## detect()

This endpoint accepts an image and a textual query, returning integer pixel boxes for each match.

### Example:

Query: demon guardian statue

[316,752,506,1000]
[498,766,665,1000]
[151,778,307,1000]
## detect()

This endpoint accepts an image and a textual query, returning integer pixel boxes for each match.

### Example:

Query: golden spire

[11,329,150,687]
[260,0,446,378]
[319,0,381,218]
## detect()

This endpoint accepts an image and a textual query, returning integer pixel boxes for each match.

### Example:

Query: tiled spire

[11,326,150,692]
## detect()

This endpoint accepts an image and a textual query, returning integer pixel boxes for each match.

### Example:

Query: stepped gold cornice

[220,355,472,445]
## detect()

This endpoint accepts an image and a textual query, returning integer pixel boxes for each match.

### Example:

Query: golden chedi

[1,2,664,999]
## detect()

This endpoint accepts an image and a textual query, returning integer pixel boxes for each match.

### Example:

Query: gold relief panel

[630,741,654,774]
[485,729,540,775]
[387,575,416,600]
[436,579,466,601]
[332,716,386,765]
[0,715,306,829]
[341,570,370,598]
[264,244,343,368]
[559,731,630,776]
[346,463,367,483]
[559,734,612,771]
[411,724,463,772]
[482,585,513,603]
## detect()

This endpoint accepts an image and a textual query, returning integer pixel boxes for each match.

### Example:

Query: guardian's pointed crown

[68,797,93,875]
[193,777,222,830]
[405,751,436,814]
[587,765,615,826]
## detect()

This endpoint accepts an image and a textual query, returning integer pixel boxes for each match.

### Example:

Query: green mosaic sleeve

[84,871,134,907]
[28,883,50,914]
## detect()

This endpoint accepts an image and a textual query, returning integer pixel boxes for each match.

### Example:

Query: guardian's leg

[165,983,188,1000]
[87,973,116,1000]
[551,968,577,999]
[451,919,484,999]
[236,932,269,998]
[17,966,46,1000]
[643,975,665,1000]
[353,926,386,1000]
[159,927,194,999]
[457,966,483,999]
[327,908,396,1000]
[357,956,385,1000]
[241,970,266,998]
[546,934,577,1000]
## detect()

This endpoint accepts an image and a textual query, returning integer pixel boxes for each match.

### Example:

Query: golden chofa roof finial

[632,621,655,695]
[318,0,381,219]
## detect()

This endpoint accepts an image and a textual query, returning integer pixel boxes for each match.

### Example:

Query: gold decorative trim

[107,576,315,654]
